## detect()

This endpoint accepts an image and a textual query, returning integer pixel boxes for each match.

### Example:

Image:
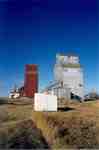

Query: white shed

[34,93,57,111]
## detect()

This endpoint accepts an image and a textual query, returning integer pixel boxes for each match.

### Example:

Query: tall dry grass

[32,110,99,149]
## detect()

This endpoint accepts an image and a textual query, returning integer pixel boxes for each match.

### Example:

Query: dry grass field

[0,99,99,149]
[32,100,99,149]
[0,102,49,149]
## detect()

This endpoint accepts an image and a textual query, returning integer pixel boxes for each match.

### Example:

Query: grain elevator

[24,64,38,97]
[54,53,84,99]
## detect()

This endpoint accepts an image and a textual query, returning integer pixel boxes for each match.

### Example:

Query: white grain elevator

[54,53,84,99]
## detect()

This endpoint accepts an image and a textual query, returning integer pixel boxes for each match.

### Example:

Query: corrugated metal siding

[42,81,71,99]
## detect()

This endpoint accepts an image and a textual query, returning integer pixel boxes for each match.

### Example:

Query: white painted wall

[34,93,57,111]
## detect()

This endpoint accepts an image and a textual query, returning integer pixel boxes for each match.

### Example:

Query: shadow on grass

[58,107,75,112]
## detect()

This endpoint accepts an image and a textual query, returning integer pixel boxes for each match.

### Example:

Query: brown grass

[0,119,49,149]
[32,100,99,149]
[0,104,33,127]
[0,100,99,149]
[0,102,49,149]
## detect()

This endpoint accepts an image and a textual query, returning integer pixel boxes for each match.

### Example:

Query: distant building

[54,53,84,99]
[9,64,38,99]
[88,88,99,100]
[9,85,20,99]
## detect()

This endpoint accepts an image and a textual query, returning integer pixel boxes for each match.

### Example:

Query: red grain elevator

[24,64,38,97]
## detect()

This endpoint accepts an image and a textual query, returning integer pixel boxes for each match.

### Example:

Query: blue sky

[0,0,98,96]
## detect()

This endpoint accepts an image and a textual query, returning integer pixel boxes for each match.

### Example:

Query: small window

[79,84,83,87]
